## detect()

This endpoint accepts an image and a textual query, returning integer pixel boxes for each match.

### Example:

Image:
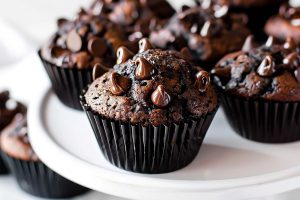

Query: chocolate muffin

[265,3,300,43]
[149,3,250,69]
[39,7,136,110]
[0,90,26,174]
[196,0,288,40]
[0,114,88,198]
[212,36,300,143]
[81,39,219,173]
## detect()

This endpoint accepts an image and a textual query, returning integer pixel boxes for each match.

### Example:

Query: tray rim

[28,88,300,200]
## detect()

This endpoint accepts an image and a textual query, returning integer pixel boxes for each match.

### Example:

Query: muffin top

[197,0,286,8]
[212,36,300,101]
[149,3,250,68]
[0,114,37,161]
[41,8,137,69]
[0,91,27,131]
[84,41,218,126]
[265,3,300,43]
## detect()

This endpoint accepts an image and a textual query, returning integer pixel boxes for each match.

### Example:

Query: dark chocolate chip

[66,29,82,52]
[242,35,256,52]
[200,21,211,37]
[295,68,300,82]
[139,38,153,53]
[135,57,154,80]
[283,37,296,49]
[116,46,134,64]
[93,63,109,81]
[265,36,275,47]
[257,55,276,77]
[195,70,210,92]
[110,72,132,95]
[151,85,171,108]
[214,5,229,18]
[88,37,107,57]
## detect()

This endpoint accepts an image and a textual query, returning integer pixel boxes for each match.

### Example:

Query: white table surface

[0,0,300,199]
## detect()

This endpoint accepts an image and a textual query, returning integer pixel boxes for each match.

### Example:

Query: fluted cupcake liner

[1,152,88,198]
[0,154,9,174]
[38,51,93,110]
[219,90,300,143]
[80,96,217,174]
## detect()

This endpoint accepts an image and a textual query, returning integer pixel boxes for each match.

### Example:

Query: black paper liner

[2,152,88,198]
[38,51,93,110]
[80,96,218,174]
[219,90,300,143]
[0,154,9,174]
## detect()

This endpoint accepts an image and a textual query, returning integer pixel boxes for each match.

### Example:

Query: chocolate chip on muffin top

[84,39,218,126]
[212,36,300,101]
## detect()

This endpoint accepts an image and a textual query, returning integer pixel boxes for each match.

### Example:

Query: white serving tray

[27,84,300,200]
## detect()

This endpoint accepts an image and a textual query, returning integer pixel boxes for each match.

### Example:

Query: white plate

[28,87,300,200]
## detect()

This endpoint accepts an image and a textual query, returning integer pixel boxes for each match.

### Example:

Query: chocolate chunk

[200,21,211,37]
[116,46,134,64]
[242,35,256,52]
[72,51,90,69]
[66,29,82,52]
[88,37,107,57]
[214,5,229,18]
[151,85,171,107]
[195,70,210,92]
[257,55,276,77]
[139,38,153,53]
[295,68,300,83]
[283,52,299,68]
[135,57,154,80]
[110,72,132,95]
[283,37,296,49]
[93,63,109,81]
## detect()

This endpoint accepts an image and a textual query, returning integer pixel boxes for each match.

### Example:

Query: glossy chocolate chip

[242,35,256,52]
[295,68,300,82]
[93,63,109,81]
[66,29,82,52]
[283,52,299,68]
[265,36,275,47]
[110,72,132,95]
[195,70,210,92]
[257,55,276,77]
[139,38,153,53]
[135,57,154,80]
[200,21,211,37]
[283,37,296,49]
[214,5,229,18]
[88,37,107,57]
[201,0,212,9]
[151,85,171,107]
[116,46,134,64]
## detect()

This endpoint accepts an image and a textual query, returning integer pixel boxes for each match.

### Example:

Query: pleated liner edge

[1,152,89,198]
[80,95,218,174]
[219,90,300,143]
[38,50,93,111]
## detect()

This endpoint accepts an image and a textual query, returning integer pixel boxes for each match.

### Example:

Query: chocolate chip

[91,19,104,34]
[195,70,210,92]
[72,51,90,69]
[139,38,153,53]
[200,21,211,37]
[180,47,193,61]
[66,29,82,52]
[265,36,275,47]
[116,46,134,64]
[295,68,300,82]
[110,72,132,95]
[201,0,212,9]
[57,18,69,28]
[151,85,171,108]
[283,52,299,68]
[135,57,154,80]
[214,5,229,18]
[257,55,276,77]
[93,63,109,81]
[49,46,68,58]
[283,37,296,49]
[78,25,89,37]
[242,35,256,52]
[88,37,107,57]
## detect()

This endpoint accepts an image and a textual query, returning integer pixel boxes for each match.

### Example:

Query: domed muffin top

[265,3,300,43]
[1,114,38,161]
[212,36,300,101]
[0,91,27,131]
[84,41,218,126]
[149,2,250,67]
